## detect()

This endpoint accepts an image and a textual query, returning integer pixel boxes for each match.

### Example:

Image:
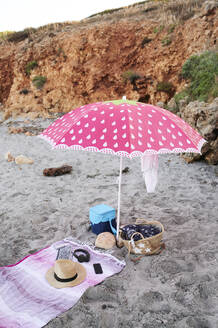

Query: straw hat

[46,259,86,289]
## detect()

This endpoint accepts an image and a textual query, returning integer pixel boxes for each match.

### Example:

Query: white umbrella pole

[116,156,123,240]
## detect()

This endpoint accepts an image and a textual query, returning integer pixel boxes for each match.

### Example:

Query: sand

[0,115,218,328]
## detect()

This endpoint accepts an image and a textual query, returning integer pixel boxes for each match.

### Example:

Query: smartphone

[93,263,103,274]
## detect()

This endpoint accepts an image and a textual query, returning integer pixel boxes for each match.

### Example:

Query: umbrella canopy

[40,99,205,155]
[39,98,206,238]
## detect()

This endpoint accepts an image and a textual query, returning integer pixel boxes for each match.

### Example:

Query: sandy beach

[0,114,218,328]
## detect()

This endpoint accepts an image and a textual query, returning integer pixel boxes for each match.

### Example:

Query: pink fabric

[39,101,206,158]
[0,240,125,328]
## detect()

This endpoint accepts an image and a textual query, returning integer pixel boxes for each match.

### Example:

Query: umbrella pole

[116,156,123,240]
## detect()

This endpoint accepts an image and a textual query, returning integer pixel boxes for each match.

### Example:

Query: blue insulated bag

[89,204,116,235]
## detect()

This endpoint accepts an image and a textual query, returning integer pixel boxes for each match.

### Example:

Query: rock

[202,1,218,16]
[95,232,116,249]
[178,98,189,111]
[204,138,218,165]
[8,127,25,134]
[156,101,164,108]
[122,167,129,174]
[28,112,41,120]
[25,131,33,136]
[43,165,72,176]
[3,111,11,121]
[167,97,178,113]
[180,98,218,165]
[5,151,15,162]
[182,153,201,164]
[15,155,34,165]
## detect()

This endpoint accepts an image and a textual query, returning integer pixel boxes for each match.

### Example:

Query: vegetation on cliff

[32,76,47,89]
[25,61,38,76]
[175,51,218,103]
[0,31,14,40]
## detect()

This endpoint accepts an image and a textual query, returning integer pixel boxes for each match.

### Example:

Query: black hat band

[54,272,78,283]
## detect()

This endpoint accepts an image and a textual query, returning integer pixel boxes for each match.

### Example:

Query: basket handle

[130,231,144,241]
[129,232,152,255]
[135,218,150,225]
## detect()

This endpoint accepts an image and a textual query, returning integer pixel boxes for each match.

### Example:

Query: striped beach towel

[0,239,125,328]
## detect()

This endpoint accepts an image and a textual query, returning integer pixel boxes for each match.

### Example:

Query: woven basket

[118,218,164,255]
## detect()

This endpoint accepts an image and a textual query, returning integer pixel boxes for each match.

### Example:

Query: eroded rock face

[0,3,217,119]
[179,98,218,165]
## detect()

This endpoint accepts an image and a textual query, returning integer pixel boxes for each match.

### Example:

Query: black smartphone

[93,263,103,274]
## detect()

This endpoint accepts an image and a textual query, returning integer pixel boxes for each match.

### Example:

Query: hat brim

[45,262,86,289]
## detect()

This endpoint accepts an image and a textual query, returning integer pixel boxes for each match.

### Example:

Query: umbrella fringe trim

[38,134,206,158]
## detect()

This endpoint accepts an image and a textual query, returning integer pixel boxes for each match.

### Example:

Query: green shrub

[168,24,176,33]
[88,7,122,18]
[142,6,157,14]
[211,78,218,98]
[25,61,38,76]
[180,51,218,102]
[157,81,174,94]
[122,70,141,84]
[0,31,14,40]
[7,30,29,42]
[174,89,190,104]
[153,25,164,34]
[32,76,47,89]
[5,28,36,42]
[161,37,171,46]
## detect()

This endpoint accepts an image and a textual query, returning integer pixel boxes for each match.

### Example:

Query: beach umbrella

[39,98,206,240]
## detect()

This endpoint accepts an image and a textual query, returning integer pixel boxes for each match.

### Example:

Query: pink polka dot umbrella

[39,98,206,239]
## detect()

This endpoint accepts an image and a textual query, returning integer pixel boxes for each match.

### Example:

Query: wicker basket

[118,218,164,255]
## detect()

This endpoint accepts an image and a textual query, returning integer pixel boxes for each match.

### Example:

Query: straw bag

[118,219,164,255]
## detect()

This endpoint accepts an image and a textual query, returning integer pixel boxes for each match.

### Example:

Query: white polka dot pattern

[39,101,206,158]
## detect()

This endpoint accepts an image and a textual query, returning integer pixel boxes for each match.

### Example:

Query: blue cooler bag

[89,204,116,235]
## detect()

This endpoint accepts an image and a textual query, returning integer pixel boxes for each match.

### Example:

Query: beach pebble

[95,232,116,249]
[15,155,34,165]
[5,151,15,162]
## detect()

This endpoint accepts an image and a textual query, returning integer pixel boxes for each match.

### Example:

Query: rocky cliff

[0,0,217,118]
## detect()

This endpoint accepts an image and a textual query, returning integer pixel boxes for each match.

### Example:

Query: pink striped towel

[0,239,125,328]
